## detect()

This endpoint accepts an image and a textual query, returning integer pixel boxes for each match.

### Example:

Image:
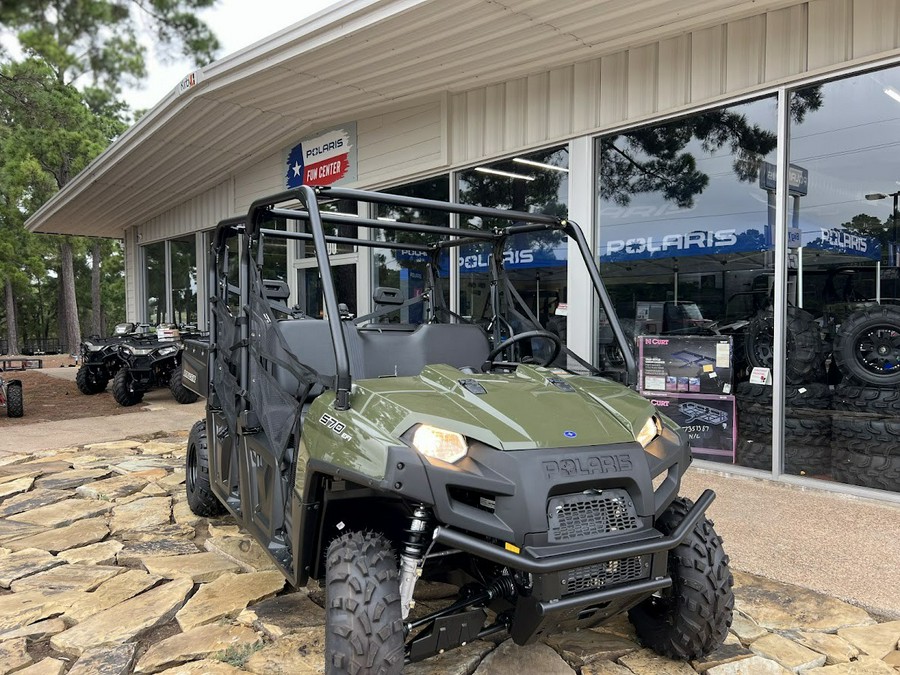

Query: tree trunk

[59,239,81,353]
[5,279,20,355]
[91,240,101,336]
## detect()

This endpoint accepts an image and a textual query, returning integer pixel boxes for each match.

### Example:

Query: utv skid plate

[406,490,715,661]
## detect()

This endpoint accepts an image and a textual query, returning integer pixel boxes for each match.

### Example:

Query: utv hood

[353,364,660,451]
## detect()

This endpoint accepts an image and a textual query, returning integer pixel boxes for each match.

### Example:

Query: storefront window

[170,235,197,327]
[297,199,358,259]
[787,65,900,494]
[143,241,167,325]
[373,177,450,324]
[458,146,569,364]
[260,218,288,281]
[596,97,779,470]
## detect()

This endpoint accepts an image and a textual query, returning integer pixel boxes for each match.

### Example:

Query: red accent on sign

[304,154,350,186]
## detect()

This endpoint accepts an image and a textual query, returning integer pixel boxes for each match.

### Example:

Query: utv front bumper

[432,490,714,644]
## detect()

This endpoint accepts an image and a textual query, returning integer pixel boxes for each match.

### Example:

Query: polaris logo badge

[543,454,633,479]
[182,369,197,384]
[563,430,577,438]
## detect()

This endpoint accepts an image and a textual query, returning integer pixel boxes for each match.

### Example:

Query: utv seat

[272,319,490,397]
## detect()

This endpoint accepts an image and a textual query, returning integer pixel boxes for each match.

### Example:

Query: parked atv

[77,323,151,395]
[0,372,23,418]
[113,329,200,407]
[183,186,734,673]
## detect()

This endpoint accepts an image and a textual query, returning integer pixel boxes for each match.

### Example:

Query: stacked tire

[735,382,832,476]
[829,305,900,492]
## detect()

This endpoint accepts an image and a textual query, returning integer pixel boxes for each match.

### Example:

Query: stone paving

[0,434,897,674]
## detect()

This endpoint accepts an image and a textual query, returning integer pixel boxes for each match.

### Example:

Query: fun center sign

[285,122,357,188]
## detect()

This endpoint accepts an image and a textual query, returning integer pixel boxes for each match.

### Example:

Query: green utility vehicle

[182,186,733,673]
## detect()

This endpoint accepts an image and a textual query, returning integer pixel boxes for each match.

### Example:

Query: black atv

[0,372,23,418]
[182,186,734,673]
[76,323,151,395]
[112,329,201,407]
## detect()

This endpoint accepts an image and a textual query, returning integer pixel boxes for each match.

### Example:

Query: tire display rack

[734,304,900,493]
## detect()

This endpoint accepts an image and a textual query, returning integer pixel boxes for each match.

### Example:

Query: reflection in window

[170,235,197,327]
[144,242,167,325]
[596,96,781,471]
[458,146,569,364]
[373,177,450,324]
[297,199,358,259]
[789,64,900,494]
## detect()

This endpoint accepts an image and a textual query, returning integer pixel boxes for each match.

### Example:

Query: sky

[123,0,341,111]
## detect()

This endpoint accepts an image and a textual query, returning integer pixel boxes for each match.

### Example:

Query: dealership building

[27,0,900,501]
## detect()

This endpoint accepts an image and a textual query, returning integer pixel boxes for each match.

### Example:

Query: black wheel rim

[854,324,900,375]
[750,322,775,367]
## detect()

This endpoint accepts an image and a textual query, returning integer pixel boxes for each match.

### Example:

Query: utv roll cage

[210,185,637,412]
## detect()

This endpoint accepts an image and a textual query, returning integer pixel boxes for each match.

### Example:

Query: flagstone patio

[0,434,896,674]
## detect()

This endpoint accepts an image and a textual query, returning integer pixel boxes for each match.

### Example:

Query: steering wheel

[486,330,563,368]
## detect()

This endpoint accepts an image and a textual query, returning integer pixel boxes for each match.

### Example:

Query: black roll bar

[230,186,637,413]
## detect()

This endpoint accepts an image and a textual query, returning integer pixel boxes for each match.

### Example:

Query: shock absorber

[398,504,432,620]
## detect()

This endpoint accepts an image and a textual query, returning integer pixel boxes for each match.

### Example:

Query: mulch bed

[0,369,144,427]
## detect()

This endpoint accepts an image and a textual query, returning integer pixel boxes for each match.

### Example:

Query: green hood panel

[348,364,657,451]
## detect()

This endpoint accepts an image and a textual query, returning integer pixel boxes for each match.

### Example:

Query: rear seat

[272,319,490,396]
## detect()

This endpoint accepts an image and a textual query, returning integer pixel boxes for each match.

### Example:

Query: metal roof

[27,0,799,238]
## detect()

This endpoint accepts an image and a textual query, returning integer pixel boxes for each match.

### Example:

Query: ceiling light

[376,216,397,222]
[884,87,900,104]
[513,157,570,173]
[474,167,535,181]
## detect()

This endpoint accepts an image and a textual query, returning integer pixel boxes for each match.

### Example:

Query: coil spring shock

[399,504,433,619]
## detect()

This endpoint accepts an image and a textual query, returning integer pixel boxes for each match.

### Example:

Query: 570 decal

[319,413,352,442]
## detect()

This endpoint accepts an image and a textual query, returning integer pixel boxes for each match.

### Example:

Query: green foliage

[0,0,219,349]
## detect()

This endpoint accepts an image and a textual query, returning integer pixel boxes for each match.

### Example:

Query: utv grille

[562,555,648,596]
[547,489,640,543]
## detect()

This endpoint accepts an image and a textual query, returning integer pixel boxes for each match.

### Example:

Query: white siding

[357,97,445,186]
[449,0,900,165]
[140,180,232,244]
[234,152,284,214]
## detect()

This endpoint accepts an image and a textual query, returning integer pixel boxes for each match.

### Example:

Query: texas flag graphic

[285,128,352,188]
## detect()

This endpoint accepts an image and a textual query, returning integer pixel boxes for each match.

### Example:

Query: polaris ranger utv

[182,186,733,673]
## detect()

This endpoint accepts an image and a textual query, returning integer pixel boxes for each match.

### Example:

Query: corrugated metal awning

[26,0,799,238]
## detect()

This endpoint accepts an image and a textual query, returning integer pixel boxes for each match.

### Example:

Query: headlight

[123,345,155,356]
[409,425,468,464]
[636,415,662,448]
[157,345,178,357]
[83,341,102,352]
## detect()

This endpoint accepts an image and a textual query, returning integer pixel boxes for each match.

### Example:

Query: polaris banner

[599,223,881,263]
[285,122,357,188]
[600,226,768,262]
[802,226,881,261]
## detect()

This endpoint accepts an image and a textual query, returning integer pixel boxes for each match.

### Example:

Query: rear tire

[745,307,822,384]
[186,420,226,517]
[112,367,143,407]
[629,497,733,660]
[832,383,900,414]
[6,382,23,418]
[325,531,404,675]
[831,447,900,492]
[833,306,900,387]
[169,367,199,404]
[76,365,109,395]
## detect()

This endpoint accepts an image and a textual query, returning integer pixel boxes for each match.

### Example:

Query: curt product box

[638,335,733,396]
[645,392,736,464]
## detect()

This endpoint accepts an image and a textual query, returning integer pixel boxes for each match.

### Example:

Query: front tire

[186,420,226,517]
[112,367,143,407]
[629,497,734,660]
[325,531,404,675]
[169,366,199,404]
[76,365,108,395]
[6,382,23,418]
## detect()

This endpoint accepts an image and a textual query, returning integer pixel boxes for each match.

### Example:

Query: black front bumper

[433,490,715,644]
